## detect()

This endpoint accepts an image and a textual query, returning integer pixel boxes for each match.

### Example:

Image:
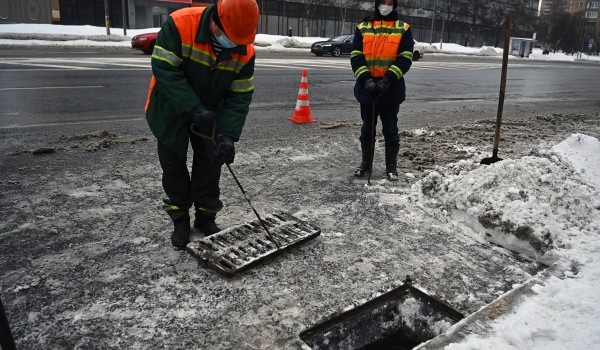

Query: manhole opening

[300,284,464,350]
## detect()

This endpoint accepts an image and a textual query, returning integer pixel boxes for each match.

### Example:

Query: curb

[414,258,574,349]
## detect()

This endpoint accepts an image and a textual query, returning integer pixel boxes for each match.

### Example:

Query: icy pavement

[0,112,599,349]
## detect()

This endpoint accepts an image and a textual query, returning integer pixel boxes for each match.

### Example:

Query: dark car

[311,34,354,57]
[131,32,158,54]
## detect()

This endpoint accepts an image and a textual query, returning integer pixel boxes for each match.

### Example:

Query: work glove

[364,79,376,95]
[371,76,392,100]
[189,103,217,128]
[215,135,235,165]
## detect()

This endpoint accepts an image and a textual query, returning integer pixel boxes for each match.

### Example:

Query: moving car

[310,35,426,61]
[131,32,158,54]
[311,35,354,57]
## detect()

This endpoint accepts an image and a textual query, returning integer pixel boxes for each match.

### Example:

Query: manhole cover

[300,283,464,350]
[187,211,320,277]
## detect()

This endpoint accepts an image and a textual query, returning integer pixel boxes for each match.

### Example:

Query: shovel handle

[494,14,511,151]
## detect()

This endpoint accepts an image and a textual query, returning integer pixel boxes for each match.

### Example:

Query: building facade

[0,0,52,24]
[57,0,191,28]
[4,0,541,49]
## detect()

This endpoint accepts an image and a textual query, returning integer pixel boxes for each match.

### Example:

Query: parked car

[311,34,354,57]
[413,40,426,61]
[131,32,158,54]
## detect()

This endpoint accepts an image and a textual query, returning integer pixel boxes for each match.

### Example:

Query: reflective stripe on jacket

[357,20,410,78]
[145,6,255,158]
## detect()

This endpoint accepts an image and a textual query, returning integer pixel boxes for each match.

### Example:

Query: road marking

[38,58,151,68]
[0,85,103,91]
[0,60,98,70]
[0,116,142,129]
[0,57,590,72]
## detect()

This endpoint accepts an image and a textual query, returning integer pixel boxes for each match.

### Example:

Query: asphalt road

[0,47,599,137]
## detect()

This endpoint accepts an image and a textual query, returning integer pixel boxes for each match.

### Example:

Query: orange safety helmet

[217,0,260,45]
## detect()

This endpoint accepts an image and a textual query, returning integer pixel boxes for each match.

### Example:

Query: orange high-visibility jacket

[351,18,414,104]
[145,6,255,158]
[353,20,411,79]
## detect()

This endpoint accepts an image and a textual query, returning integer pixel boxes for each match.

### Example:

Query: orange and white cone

[288,70,316,124]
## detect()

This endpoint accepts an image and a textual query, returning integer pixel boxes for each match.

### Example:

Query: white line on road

[0,61,99,70]
[0,85,103,91]
[0,116,142,129]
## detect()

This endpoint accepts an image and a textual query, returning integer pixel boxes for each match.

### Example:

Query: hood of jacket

[374,0,399,21]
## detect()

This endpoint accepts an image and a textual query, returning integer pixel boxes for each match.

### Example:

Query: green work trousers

[157,132,223,216]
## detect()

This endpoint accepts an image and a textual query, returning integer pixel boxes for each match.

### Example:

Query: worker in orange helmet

[145,0,260,249]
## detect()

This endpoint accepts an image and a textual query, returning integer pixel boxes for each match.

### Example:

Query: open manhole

[187,211,320,277]
[300,283,464,350]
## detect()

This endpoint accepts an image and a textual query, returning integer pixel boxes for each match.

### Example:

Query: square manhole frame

[300,283,465,350]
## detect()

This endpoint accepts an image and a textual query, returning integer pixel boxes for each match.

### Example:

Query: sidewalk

[1,111,599,348]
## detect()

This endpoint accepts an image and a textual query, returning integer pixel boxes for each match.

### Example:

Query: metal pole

[430,0,436,45]
[578,25,587,59]
[440,0,446,50]
[104,0,111,35]
[122,0,127,36]
[494,14,511,152]
[226,164,281,249]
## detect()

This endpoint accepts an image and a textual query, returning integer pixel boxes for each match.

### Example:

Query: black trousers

[157,133,223,216]
[359,103,400,146]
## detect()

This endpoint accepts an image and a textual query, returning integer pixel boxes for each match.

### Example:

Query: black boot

[194,212,221,236]
[385,144,400,181]
[354,142,373,177]
[171,212,190,249]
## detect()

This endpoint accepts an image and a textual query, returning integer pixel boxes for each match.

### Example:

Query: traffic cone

[289,70,316,124]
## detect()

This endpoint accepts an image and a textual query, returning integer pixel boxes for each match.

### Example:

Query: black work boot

[194,212,221,236]
[385,144,400,181]
[171,212,190,249]
[354,142,373,177]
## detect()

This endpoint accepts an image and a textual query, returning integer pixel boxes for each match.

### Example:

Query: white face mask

[216,33,237,49]
[378,4,393,16]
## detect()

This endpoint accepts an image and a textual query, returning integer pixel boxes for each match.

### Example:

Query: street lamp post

[440,0,446,50]
[430,0,436,45]
[104,0,111,35]
[122,0,127,36]
[578,24,588,58]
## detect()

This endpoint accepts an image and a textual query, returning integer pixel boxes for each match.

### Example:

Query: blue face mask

[216,33,237,49]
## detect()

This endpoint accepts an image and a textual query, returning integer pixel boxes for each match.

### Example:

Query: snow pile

[552,134,600,188]
[410,138,600,266]
[0,23,158,37]
[477,46,500,56]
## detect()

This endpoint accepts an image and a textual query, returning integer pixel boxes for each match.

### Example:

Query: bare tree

[486,0,510,47]
[483,0,537,47]
[298,0,319,36]
[396,0,414,17]
[439,0,461,45]
[536,0,575,51]
[459,0,488,46]
[328,0,363,34]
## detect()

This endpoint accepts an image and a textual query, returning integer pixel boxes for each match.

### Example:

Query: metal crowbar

[190,123,281,249]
